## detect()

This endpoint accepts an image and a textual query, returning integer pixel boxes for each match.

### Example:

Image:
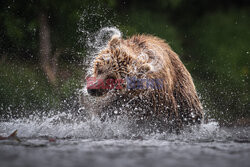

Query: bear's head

[87,36,153,97]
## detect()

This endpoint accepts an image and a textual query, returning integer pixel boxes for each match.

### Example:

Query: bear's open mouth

[87,78,109,96]
[86,75,121,97]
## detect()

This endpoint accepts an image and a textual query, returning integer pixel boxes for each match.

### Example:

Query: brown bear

[81,34,203,132]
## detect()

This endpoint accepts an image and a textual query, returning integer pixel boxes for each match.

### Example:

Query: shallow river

[0,112,250,167]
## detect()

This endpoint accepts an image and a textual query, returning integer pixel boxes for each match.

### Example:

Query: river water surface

[0,112,250,167]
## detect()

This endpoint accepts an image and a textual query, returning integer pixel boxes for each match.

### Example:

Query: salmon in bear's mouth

[86,76,164,97]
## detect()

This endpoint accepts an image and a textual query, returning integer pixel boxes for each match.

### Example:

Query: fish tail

[8,130,21,142]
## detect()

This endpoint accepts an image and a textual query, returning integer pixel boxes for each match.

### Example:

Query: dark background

[0,0,249,125]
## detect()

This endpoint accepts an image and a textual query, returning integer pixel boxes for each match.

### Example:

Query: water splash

[87,27,121,63]
[87,27,121,52]
[77,7,121,71]
[0,110,241,142]
[0,112,131,139]
[77,25,124,118]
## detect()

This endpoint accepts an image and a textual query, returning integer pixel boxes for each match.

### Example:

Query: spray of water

[0,110,229,141]
[82,26,122,76]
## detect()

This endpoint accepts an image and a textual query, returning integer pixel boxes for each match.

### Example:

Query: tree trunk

[0,54,7,64]
[39,12,58,85]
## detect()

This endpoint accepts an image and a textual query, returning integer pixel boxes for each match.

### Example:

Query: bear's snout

[87,79,108,97]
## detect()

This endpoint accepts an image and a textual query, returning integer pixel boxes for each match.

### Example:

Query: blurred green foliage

[0,0,249,123]
[119,10,183,55]
[187,8,250,122]
[0,63,58,112]
[0,62,83,114]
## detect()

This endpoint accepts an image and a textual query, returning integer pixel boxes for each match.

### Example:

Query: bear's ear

[109,35,120,51]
